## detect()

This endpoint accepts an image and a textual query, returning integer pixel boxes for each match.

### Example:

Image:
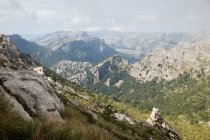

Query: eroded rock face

[0,34,40,69]
[89,55,128,84]
[146,108,181,140]
[0,68,64,122]
[129,41,210,82]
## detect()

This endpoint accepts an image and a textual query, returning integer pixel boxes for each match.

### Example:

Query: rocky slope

[51,60,92,81]
[0,34,64,122]
[65,55,129,86]
[129,40,210,81]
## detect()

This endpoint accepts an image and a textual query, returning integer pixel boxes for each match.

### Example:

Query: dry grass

[0,95,116,140]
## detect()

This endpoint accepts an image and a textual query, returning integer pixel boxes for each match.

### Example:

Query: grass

[112,99,210,140]
[0,94,116,140]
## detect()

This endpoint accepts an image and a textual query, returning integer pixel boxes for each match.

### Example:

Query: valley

[8,31,210,140]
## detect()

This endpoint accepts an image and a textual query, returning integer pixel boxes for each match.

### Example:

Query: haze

[0,0,210,34]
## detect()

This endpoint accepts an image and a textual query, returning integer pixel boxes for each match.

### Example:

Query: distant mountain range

[10,32,118,67]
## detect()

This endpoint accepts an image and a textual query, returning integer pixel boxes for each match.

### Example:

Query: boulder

[114,113,135,125]
[0,68,64,122]
[146,108,181,140]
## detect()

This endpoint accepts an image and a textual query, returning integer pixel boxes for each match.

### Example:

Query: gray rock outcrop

[146,108,181,140]
[0,34,64,122]
[0,68,64,122]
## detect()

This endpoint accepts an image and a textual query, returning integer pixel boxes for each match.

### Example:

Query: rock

[104,78,110,87]
[70,99,80,107]
[0,68,64,122]
[113,80,124,87]
[0,34,40,68]
[33,66,44,75]
[114,113,135,125]
[0,34,20,61]
[85,109,98,121]
[146,108,181,140]
[0,87,33,121]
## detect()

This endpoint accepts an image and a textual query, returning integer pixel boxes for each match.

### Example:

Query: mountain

[51,36,210,130]
[9,34,49,62]
[33,31,90,51]
[0,34,181,140]
[54,55,129,86]
[129,40,210,82]
[44,37,117,66]
[97,32,209,59]
[5,32,210,139]
[33,31,118,66]
[10,33,118,67]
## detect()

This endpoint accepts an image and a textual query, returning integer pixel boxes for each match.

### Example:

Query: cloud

[185,14,198,22]
[85,26,102,32]
[24,11,37,21]
[109,25,133,32]
[0,0,20,9]
[137,14,157,22]
[36,10,54,18]
[1,0,210,34]
[0,16,9,22]
[71,16,91,24]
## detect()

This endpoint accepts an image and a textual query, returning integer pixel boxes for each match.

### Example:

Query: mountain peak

[129,40,210,82]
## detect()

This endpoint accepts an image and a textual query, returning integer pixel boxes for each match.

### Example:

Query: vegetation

[0,88,168,140]
[83,70,210,140]
[87,71,210,123]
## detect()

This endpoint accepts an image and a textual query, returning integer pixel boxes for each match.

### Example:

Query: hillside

[0,34,181,140]
[6,32,210,139]
[129,40,210,81]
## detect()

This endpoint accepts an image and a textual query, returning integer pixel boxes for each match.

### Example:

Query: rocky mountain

[33,31,91,51]
[51,60,92,80]
[0,34,182,140]
[49,35,210,137]
[44,37,117,66]
[96,31,209,59]
[10,33,118,67]
[59,55,129,86]
[129,40,210,82]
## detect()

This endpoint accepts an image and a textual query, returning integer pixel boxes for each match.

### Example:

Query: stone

[33,66,44,75]
[146,108,181,140]
[85,109,98,121]
[0,68,64,122]
[114,113,135,125]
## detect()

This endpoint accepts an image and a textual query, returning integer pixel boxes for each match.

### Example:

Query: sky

[0,0,210,34]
